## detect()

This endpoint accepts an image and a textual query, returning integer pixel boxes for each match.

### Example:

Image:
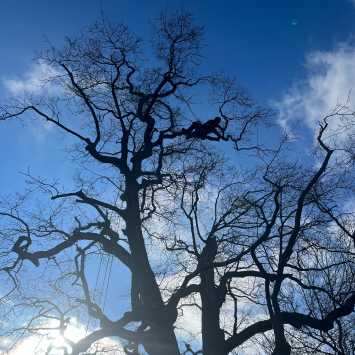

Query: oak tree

[0,12,354,355]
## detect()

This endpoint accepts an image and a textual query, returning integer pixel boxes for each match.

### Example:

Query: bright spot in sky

[6,320,86,355]
[291,19,298,26]
[4,319,121,354]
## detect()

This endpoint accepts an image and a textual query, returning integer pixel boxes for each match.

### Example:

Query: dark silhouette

[0,12,354,355]
[182,117,226,140]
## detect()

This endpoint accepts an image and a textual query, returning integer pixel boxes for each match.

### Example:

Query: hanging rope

[85,249,104,333]
[102,255,114,311]
[86,188,121,330]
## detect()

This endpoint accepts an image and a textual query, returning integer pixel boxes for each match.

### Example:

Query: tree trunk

[143,326,181,355]
[272,342,291,355]
[271,314,291,355]
[124,180,180,355]
[200,239,226,355]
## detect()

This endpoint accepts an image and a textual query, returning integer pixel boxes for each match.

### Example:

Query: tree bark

[272,342,291,355]
[200,239,226,355]
[124,180,180,355]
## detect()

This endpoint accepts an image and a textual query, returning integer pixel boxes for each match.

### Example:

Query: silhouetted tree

[0,12,354,355]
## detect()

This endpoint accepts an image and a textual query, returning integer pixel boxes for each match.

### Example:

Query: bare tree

[0,12,354,355]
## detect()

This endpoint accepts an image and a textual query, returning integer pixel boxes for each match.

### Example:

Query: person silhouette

[182,117,223,140]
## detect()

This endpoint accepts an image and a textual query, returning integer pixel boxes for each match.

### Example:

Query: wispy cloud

[275,45,355,147]
[2,61,63,140]
[3,60,59,96]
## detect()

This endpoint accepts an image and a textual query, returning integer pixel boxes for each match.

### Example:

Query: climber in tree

[182,117,225,140]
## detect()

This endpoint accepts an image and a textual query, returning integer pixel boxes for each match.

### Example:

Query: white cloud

[2,60,63,140]
[4,319,82,355]
[276,45,355,147]
[4,318,121,355]
[3,60,59,96]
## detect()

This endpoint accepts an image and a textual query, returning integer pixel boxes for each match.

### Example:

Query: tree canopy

[0,12,354,355]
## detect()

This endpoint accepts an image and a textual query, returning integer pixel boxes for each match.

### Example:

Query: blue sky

[1,0,355,193]
[1,1,355,352]
[1,0,355,96]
